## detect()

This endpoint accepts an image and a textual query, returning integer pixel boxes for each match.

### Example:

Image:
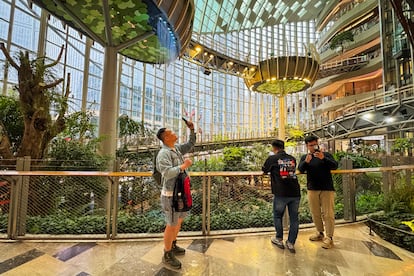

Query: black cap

[156,128,166,140]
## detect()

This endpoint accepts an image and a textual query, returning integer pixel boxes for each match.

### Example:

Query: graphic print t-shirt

[262,151,301,197]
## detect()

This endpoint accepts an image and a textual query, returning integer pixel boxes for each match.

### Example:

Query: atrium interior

[1,0,414,275]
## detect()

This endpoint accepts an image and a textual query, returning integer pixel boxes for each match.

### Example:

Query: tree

[330,30,354,53]
[0,43,70,161]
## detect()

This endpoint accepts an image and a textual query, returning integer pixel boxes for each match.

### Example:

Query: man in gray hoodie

[156,121,196,269]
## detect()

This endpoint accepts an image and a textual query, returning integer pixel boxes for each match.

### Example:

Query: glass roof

[193,0,327,35]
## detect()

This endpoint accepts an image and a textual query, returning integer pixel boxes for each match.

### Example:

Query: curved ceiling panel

[33,0,195,64]
[193,0,326,35]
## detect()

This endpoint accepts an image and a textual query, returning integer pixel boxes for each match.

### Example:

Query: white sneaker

[322,237,333,249]
[309,232,324,241]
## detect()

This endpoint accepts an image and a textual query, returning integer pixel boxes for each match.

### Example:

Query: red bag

[173,173,192,212]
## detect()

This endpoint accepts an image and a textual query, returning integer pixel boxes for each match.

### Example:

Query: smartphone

[313,145,320,152]
[182,117,189,125]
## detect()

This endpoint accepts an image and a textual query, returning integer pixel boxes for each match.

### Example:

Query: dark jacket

[298,152,338,191]
[262,150,301,197]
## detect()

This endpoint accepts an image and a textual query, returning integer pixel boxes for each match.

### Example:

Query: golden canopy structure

[244,51,320,96]
[243,44,320,139]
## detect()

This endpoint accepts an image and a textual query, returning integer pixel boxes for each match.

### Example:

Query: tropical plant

[330,30,354,52]
[246,143,270,171]
[0,95,24,154]
[222,146,249,171]
[0,42,70,161]
[333,151,381,168]
[392,137,413,156]
[28,111,109,216]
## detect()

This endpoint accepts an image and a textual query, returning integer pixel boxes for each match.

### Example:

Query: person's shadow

[154,267,181,276]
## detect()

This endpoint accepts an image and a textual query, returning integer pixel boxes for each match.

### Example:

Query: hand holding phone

[182,117,194,129]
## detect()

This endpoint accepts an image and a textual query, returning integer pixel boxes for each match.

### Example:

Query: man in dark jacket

[263,139,301,253]
[298,135,338,249]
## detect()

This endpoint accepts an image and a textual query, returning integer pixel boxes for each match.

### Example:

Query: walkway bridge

[306,84,414,140]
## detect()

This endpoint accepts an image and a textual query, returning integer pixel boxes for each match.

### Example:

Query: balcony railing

[0,157,413,240]
[310,84,414,131]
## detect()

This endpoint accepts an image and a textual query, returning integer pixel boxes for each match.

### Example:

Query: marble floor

[0,222,413,276]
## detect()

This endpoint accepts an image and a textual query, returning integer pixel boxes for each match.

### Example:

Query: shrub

[384,184,414,213]
[356,192,384,214]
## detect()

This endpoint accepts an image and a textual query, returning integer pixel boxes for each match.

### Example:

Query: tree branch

[0,42,20,70]
[47,73,71,141]
[45,44,65,68]
[40,78,64,91]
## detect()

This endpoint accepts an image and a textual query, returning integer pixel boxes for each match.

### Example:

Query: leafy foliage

[24,111,109,216]
[333,151,380,168]
[0,95,23,153]
[392,137,414,154]
[192,157,225,172]
[384,183,414,213]
[33,0,181,63]
[257,79,307,95]
[246,143,270,171]
[222,146,249,171]
[330,30,354,51]
[356,192,384,214]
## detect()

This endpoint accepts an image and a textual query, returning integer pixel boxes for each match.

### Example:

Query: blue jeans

[273,196,301,244]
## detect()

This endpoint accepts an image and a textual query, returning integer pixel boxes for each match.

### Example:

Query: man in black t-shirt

[298,135,338,249]
[262,139,301,253]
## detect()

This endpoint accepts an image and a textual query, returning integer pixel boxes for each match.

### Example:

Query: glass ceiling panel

[192,0,326,63]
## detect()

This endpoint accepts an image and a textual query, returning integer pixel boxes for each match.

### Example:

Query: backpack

[173,172,192,212]
[152,151,162,187]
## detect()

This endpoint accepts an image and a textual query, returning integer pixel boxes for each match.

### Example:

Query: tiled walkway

[0,222,413,275]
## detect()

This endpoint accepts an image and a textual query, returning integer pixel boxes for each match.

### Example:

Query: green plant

[384,183,414,213]
[333,151,380,168]
[222,146,249,171]
[0,95,24,154]
[246,143,270,171]
[392,137,413,155]
[356,192,384,214]
[191,157,225,172]
[329,30,354,52]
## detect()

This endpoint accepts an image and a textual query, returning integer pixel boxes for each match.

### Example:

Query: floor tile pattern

[0,223,413,275]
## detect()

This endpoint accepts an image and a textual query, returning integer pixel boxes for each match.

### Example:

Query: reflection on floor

[0,223,413,275]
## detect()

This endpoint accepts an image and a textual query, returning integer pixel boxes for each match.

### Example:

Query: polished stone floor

[0,223,413,275]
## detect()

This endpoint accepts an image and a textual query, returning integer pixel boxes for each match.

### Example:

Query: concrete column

[98,47,119,159]
[278,96,285,139]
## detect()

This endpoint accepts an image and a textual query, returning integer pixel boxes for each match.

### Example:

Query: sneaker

[285,241,296,253]
[162,250,181,269]
[172,240,186,255]
[322,237,334,249]
[271,237,285,249]
[309,232,324,241]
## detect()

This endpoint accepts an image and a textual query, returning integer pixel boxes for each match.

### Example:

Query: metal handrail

[1,164,414,177]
